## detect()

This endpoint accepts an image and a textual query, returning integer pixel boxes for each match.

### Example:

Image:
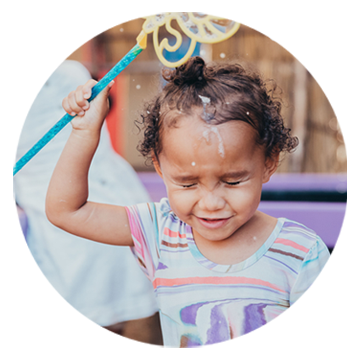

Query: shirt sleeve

[125,202,161,282]
[290,236,330,306]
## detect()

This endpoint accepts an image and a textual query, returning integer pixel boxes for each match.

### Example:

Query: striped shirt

[125,198,330,347]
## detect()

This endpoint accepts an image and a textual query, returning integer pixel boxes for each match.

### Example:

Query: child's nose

[198,191,226,212]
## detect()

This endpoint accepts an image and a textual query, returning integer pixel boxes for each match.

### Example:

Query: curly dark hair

[137,56,298,162]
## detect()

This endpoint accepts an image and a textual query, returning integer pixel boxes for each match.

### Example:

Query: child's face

[153,111,278,243]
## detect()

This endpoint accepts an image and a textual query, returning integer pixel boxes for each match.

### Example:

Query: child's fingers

[62,96,76,116]
[62,79,113,116]
[75,86,89,111]
[68,90,86,116]
[94,80,115,102]
[108,80,115,90]
[82,79,98,100]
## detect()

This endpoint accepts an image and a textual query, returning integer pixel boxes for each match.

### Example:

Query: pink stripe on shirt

[274,238,309,253]
[153,276,285,292]
[164,227,187,239]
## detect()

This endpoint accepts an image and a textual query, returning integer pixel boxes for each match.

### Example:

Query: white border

[2,1,360,360]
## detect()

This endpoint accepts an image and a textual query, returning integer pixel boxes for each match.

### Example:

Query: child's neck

[192,211,278,265]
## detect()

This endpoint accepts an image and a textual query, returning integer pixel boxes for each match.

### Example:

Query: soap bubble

[337,132,344,143]
[336,144,346,162]
[136,85,141,90]
[328,117,339,131]
[220,53,226,58]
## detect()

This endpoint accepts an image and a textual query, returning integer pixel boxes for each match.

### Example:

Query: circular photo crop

[13,12,346,348]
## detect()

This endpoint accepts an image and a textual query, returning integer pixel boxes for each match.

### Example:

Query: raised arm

[45,79,133,246]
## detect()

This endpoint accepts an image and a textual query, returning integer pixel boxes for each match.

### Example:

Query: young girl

[46,56,330,347]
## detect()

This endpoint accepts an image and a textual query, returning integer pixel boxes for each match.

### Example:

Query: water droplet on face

[136,85,141,90]
[220,53,226,58]
[191,162,196,166]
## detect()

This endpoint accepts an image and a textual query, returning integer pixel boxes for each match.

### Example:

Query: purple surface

[258,201,345,248]
[137,172,346,248]
[262,173,347,192]
[138,172,167,201]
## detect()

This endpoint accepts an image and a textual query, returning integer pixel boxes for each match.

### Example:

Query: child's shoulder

[157,197,172,214]
[128,198,177,226]
[153,198,189,247]
[276,218,325,253]
[154,197,180,220]
[266,218,329,271]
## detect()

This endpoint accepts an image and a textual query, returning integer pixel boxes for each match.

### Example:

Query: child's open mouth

[196,216,232,229]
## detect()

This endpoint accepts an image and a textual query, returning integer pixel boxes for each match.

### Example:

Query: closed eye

[225,181,241,186]
[182,183,197,188]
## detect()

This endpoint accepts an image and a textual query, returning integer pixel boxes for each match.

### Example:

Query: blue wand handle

[13,43,144,176]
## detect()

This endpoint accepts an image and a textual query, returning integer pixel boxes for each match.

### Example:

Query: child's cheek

[235,185,263,210]
[169,191,196,217]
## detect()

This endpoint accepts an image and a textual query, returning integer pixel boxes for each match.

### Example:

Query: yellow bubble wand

[13,12,240,176]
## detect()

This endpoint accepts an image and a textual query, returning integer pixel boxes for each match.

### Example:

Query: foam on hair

[137,56,298,162]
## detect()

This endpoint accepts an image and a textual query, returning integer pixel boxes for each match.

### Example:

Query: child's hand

[62,79,114,133]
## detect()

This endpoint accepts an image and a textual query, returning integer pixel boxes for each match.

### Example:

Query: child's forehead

[158,106,262,163]
[159,117,264,176]
[161,113,259,155]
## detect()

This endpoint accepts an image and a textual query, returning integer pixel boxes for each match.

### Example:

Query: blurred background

[17,14,347,253]
[67,16,346,174]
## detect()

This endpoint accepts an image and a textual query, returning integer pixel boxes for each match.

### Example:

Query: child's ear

[262,153,279,183]
[152,154,163,179]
